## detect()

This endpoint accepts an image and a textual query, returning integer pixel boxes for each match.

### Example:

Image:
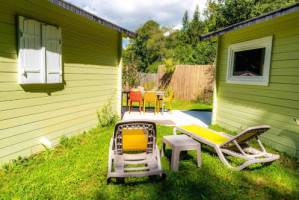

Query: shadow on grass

[200,144,276,171]
[163,149,199,168]
[188,108,212,112]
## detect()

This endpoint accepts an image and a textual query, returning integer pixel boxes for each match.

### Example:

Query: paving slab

[122,107,212,127]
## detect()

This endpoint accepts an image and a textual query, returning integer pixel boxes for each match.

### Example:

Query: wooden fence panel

[123,70,157,90]
[137,72,157,87]
[157,65,215,100]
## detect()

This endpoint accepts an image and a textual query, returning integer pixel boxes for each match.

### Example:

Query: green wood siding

[0,0,122,164]
[214,11,299,158]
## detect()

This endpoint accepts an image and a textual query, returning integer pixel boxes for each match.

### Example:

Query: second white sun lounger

[174,125,280,171]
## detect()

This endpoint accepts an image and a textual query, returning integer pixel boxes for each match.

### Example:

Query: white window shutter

[18,16,44,84]
[43,25,62,84]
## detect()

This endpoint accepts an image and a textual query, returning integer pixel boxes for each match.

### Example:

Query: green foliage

[182,10,189,30]
[162,58,177,74]
[171,98,213,111]
[97,100,119,127]
[122,64,142,88]
[0,125,297,199]
[143,81,155,91]
[123,0,296,72]
[174,40,216,65]
[158,58,178,89]
[124,20,164,73]
[59,135,80,148]
[188,5,203,47]
[163,87,174,97]
[203,0,297,32]
[195,89,214,104]
[146,62,161,73]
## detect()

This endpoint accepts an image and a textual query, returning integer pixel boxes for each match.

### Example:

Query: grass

[123,98,213,112]
[1,124,298,199]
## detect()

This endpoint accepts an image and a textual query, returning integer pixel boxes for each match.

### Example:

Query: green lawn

[123,98,212,111]
[1,125,298,199]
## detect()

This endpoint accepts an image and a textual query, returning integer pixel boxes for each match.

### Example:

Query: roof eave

[47,0,137,38]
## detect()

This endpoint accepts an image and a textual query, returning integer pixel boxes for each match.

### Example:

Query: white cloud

[173,24,183,30]
[164,24,183,36]
[82,6,97,15]
[66,0,208,31]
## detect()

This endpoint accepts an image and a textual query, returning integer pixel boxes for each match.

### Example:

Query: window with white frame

[226,36,273,86]
[18,16,62,84]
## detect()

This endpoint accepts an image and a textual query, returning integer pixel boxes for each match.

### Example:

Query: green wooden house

[0,0,136,164]
[200,3,299,158]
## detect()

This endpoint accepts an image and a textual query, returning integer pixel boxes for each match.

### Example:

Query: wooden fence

[137,72,157,87]
[123,71,157,90]
[157,65,215,100]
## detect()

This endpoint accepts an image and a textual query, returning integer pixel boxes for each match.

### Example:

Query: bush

[143,81,156,90]
[97,100,119,127]
[162,58,177,74]
[59,136,81,149]
[146,62,161,73]
[195,89,213,104]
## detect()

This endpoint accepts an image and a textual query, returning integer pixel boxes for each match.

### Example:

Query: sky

[65,0,208,48]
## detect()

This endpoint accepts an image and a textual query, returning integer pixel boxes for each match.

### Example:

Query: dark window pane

[233,48,265,76]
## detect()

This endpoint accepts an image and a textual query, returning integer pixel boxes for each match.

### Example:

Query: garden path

[122,108,212,127]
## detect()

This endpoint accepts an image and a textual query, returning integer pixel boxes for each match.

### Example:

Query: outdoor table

[122,90,165,114]
[161,135,201,171]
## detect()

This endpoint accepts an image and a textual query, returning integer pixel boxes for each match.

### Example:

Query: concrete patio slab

[122,107,212,127]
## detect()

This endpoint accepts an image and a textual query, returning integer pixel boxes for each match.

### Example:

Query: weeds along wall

[0,0,122,164]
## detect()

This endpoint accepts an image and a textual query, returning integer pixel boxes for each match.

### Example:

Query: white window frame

[226,36,273,86]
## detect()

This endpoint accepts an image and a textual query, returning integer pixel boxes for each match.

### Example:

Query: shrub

[159,58,178,89]
[97,99,119,127]
[195,89,213,104]
[143,81,155,90]
[146,62,161,73]
[159,86,174,97]
[162,58,177,74]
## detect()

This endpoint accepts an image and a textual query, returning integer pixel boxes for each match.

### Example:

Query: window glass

[233,48,265,76]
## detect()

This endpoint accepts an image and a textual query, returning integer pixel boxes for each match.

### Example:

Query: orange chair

[129,90,143,114]
[143,91,158,115]
[158,90,174,114]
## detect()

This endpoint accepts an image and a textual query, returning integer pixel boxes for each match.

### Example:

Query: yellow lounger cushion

[122,129,148,151]
[179,125,229,144]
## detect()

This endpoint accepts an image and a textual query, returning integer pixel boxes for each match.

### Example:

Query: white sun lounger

[174,125,280,171]
[107,121,166,183]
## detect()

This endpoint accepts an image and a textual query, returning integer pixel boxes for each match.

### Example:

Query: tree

[178,11,190,45]
[146,24,166,65]
[188,5,203,47]
[133,20,160,72]
[182,10,189,30]
[123,0,297,74]
[174,5,215,65]
[203,0,297,32]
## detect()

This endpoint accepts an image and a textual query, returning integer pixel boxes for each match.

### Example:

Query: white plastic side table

[161,135,201,171]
